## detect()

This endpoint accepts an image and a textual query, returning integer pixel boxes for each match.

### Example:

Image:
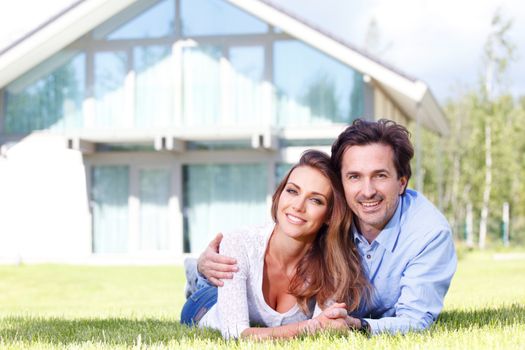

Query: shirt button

[366,254,371,259]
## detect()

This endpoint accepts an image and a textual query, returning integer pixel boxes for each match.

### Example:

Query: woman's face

[276,166,332,241]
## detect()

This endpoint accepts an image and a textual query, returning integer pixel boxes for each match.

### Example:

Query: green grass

[0,251,524,349]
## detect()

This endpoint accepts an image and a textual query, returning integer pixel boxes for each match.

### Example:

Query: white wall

[0,133,91,263]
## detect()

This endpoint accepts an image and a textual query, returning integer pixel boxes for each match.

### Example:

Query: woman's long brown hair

[271,150,370,314]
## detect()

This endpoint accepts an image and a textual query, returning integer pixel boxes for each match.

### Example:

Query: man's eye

[347,175,358,180]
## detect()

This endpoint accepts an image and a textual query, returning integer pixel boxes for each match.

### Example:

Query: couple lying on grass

[181,119,457,339]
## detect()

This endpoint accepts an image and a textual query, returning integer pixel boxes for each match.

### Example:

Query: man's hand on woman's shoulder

[197,233,238,287]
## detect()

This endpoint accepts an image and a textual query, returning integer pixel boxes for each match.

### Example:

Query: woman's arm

[215,232,252,338]
[240,303,350,340]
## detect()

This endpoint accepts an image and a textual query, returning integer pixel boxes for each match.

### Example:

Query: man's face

[340,143,407,238]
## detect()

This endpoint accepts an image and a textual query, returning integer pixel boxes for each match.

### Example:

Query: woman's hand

[309,302,349,332]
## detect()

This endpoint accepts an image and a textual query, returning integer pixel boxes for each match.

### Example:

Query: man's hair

[331,118,414,181]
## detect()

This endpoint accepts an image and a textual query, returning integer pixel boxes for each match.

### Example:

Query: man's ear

[398,176,408,195]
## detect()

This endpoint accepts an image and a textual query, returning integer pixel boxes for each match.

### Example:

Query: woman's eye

[286,188,297,194]
[311,198,323,205]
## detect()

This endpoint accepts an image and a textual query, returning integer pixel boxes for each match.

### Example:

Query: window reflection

[94,52,127,129]
[139,169,171,251]
[228,46,265,125]
[181,0,267,36]
[134,46,173,127]
[5,52,85,134]
[91,166,129,254]
[274,40,364,126]
[183,163,267,253]
[100,0,175,40]
[182,46,222,126]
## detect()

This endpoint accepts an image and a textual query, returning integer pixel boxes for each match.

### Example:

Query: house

[0,0,448,263]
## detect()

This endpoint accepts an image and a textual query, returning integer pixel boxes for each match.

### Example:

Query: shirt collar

[352,195,404,253]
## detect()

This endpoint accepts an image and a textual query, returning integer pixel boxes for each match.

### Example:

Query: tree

[418,9,525,248]
[478,9,515,249]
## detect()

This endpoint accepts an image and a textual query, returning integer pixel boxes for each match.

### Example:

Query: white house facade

[0,0,448,263]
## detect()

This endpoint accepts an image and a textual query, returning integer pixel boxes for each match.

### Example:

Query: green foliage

[0,256,524,349]
[416,10,525,246]
[418,93,525,246]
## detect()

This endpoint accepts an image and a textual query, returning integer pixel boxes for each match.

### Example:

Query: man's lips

[358,198,383,211]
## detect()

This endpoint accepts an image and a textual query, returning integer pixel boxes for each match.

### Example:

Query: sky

[272,0,525,102]
[1,0,524,102]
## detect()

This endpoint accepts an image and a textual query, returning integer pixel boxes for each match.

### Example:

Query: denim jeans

[180,285,218,325]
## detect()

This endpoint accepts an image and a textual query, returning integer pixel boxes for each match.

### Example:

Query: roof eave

[0,0,137,89]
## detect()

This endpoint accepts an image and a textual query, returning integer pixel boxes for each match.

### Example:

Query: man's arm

[364,229,457,334]
[197,233,238,287]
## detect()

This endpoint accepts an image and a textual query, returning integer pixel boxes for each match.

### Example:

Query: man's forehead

[341,143,396,171]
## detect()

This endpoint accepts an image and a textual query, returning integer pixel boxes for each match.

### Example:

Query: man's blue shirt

[352,189,457,334]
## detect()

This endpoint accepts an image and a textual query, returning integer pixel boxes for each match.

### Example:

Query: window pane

[279,138,335,147]
[100,0,175,40]
[95,143,155,152]
[228,46,265,125]
[275,163,292,188]
[183,163,267,253]
[139,169,171,251]
[182,46,221,126]
[181,0,267,36]
[94,51,127,129]
[274,40,364,126]
[91,166,129,253]
[186,139,252,150]
[134,46,173,128]
[4,51,85,134]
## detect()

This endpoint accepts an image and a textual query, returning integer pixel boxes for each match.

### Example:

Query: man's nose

[362,179,377,197]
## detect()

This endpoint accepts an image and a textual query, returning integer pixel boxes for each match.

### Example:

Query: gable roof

[0,0,449,135]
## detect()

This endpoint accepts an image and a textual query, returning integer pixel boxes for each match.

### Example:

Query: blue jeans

[180,285,218,325]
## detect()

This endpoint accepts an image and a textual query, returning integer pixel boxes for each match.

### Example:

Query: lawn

[0,251,524,349]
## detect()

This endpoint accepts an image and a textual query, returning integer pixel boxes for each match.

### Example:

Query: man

[193,119,457,335]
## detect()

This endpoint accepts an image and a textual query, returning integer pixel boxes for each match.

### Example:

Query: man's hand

[344,315,362,330]
[197,233,238,287]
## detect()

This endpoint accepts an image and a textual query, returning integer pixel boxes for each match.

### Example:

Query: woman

[180,150,368,339]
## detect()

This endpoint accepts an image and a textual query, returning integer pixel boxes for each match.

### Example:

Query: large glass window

[181,0,267,36]
[274,40,364,126]
[1,0,370,136]
[182,44,267,127]
[182,46,222,126]
[4,52,85,134]
[95,0,175,40]
[94,52,128,129]
[275,163,293,187]
[134,46,173,128]
[228,46,265,125]
[139,169,171,251]
[183,163,267,253]
[91,166,129,254]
